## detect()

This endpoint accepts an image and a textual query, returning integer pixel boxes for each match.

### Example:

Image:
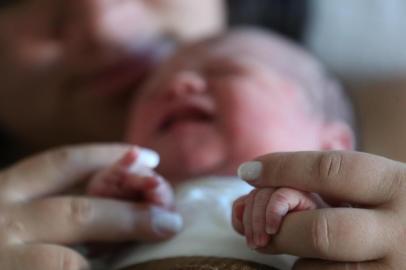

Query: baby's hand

[232,188,321,249]
[87,148,174,209]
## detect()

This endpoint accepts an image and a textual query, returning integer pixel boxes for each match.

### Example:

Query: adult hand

[0,144,182,270]
[236,151,406,269]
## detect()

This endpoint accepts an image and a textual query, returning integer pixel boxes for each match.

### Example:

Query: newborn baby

[88,28,355,269]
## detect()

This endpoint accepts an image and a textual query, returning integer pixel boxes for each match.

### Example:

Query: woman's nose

[64,0,158,58]
[166,71,207,99]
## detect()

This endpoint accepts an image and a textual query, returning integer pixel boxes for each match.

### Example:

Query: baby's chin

[157,147,231,183]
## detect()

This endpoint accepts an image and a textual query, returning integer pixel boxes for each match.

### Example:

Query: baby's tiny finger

[252,188,273,248]
[124,175,159,190]
[265,206,284,235]
[266,191,290,235]
[232,195,247,235]
[145,176,174,208]
[243,190,256,249]
[117,150,138,167]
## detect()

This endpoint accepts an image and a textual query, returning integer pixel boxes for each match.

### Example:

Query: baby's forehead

[171,31,321,77]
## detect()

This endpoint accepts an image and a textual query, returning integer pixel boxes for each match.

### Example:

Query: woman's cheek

[125,103,153,144]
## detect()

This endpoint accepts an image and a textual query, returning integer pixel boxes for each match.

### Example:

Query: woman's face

[0,0,226,151]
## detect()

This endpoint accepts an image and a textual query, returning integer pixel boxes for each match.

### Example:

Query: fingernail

[238,161,263,181]
[138,148,160,168]
[152,209,183,235]
[129,148,160,173]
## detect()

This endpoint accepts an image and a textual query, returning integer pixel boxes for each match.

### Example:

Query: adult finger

[15,196,183,244]
[293,258,385,270]
[0,144,133,202]
[238,151,406,205]
[265,208,392,261]
[0,243,89,270]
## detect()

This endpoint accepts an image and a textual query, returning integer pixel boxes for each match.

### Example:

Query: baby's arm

[87,149,174,209]
[232,187,323,249]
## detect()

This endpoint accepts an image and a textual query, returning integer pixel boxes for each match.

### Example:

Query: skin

[235,151,406,270]
[87,149,174,208]
[0,144,182,269]
[0,2,402,266]
[0,1,225,269]
[0,0,226,151]
[232,188,321,249]
[125,31,353,182]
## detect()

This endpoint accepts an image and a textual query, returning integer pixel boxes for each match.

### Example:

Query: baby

[88,29,355,269]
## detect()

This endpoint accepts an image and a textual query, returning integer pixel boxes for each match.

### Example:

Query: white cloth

[115,177,296,270]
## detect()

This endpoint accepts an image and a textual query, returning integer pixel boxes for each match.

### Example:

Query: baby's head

[126,29,355,182]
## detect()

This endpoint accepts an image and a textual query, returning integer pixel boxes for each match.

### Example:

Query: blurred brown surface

[350,79,406,162]
[120,256,278,270]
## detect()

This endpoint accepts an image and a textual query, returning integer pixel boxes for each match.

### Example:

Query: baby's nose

[167,71,207,99]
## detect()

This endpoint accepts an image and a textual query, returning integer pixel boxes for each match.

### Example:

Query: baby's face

[126,42,325,182]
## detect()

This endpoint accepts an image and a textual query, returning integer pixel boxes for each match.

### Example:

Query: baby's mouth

[159,106,215,133]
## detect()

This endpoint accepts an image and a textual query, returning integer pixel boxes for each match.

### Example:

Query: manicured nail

[152,209,183,235]
[138,148,160,168]
[129,148,160,173]
[238,161,263,181]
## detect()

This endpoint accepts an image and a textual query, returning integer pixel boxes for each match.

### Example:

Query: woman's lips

[82,59,151,97]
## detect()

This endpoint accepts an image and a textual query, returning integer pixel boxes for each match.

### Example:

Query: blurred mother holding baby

[0,1,406,270]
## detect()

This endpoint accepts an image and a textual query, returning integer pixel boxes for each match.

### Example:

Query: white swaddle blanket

[115,177,296,270]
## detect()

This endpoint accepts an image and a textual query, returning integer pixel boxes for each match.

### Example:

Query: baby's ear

[321,122,355,151]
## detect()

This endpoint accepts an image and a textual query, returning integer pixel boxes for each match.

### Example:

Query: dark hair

[227,0,309,42]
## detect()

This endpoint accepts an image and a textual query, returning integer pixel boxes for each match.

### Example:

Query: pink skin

[125,37,334,183]
[87,149,174,209]
[232,188,324,249]
[123,33,353,251]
